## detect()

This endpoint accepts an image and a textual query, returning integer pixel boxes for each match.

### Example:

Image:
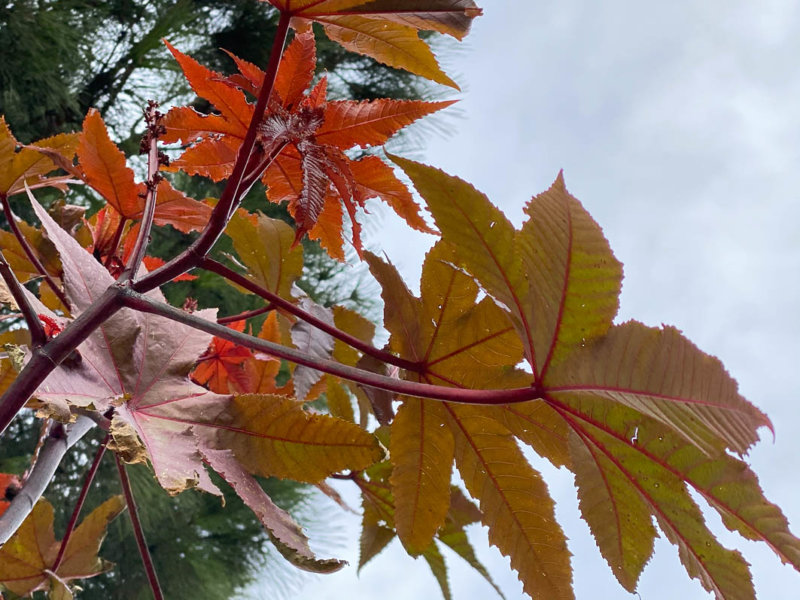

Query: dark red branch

[52,434,109,571]
[119,288,542,405]
[201,258,421,372]
[132,12,292,294]
[217,303,274,325]
[0,249,47,347]
[116,454,164,600]
[0,287,121,435]
[1,191,69,308]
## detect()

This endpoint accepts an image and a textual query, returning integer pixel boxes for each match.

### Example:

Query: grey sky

[294,2,800,599]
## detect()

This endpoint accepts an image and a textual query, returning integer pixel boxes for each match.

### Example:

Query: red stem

[119,288,542,405]
[201,258,421,373]
[116,454,164,600]
[52,435,109,571]
[132,12,292,294]
[0,249,47,347]
[1,191,69,308]
[104,217,128,267]
[120,104,162,283]
[217,303,274,325]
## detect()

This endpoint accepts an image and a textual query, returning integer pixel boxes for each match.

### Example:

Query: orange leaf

[351,156,433,233]
[162,106,245,145]
[192,321,254,394]
[316,99,455,149]
[164,40,252,135]
[274,31,317,107]
[77,110,143,218]
[152,179,212,233]
[306,191,346,260]
[169,136,241,181]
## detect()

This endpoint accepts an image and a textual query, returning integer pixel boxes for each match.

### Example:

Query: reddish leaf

[316,99,455,149]
[192,321,254,394]
[77,109,143,219]
[163,40,251,135]
[274,32,317,108]
[28,195,380,571]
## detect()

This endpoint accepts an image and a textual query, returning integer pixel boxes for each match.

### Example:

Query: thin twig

[0,249,47,347]
[0,417,95,544]
[201,258,421,372]
[1,191,69,308]
[120,102,163,283]
[119,288,543,405]
[132,12,292,294]
[51,434,109,571]
[116,454,164,600]
[217,303,274,325]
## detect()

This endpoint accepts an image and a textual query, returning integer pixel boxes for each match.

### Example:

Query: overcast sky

[282,2,800,599]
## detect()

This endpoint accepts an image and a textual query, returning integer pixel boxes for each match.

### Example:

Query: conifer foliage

[0,2,798,599]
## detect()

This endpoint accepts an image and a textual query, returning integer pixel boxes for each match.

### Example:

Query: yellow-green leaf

[226,210,304,300]
[321,17,458,88]
[446,404,573,600]
[518,172,623,377]
[390,398,454,555]
[390,157,536,370]
[210,394,384,482]
[0,496,124,598]
[546,321,771,455]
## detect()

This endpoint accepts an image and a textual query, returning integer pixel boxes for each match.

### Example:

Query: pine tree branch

[0,417,95,545]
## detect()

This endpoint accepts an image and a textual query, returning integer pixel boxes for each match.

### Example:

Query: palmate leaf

[26,195,381,572]
[163,34,445,257]
[394,157,770,455]
[262,0,482,87]
[0,496,125,599]
[552,394,800,595]
[370,158,796,598]
[368,242,566,591]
